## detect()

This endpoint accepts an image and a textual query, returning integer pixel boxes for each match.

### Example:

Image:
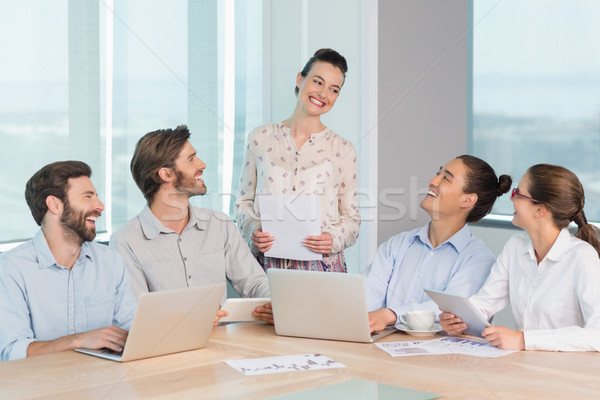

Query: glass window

[470,0,600,220]
[0,0,263,245]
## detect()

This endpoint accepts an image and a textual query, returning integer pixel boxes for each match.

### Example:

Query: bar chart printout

[224,353,344,376]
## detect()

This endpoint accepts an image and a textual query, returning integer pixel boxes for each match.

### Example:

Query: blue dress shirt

[0,230,137,361]
[363,223,495,326]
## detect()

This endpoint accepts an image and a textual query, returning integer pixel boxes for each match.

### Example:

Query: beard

[60,199,97,244]
[174,168,207,197]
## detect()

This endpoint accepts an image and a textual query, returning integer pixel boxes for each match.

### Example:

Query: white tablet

[424,288,490,338]
[220,298,271,322]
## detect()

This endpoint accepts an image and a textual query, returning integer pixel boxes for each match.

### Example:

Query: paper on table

[376,337,518,358]
[259,194,322,261]
[224,353,345,376]
[437,336,519,357]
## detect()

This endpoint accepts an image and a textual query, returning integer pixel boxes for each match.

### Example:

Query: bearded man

[0,161,136,361]
[109,125,271,322]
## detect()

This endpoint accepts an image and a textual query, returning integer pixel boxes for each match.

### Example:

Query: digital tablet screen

[220,298,271,322]
[424,289,490,338]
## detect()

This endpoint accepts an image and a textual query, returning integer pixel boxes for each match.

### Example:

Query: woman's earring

[533,213,537,217]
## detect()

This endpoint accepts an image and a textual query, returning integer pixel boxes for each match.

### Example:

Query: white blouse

[234,123,360,255]
[470,229,600,351]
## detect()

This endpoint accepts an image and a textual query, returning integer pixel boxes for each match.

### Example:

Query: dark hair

[456,155,512,223]
[25,161,92,226]
[130,125,191,204]
[294,48,348,95]
[527,164,600,256]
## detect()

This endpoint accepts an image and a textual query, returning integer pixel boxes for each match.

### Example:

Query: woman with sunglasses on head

[234,48,359,273]
[440,164,600,351]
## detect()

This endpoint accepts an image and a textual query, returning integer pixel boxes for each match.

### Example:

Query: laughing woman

[440,164,600,351]
[234,49,360,272]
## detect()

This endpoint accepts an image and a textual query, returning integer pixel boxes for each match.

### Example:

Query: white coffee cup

[400,310,435,331]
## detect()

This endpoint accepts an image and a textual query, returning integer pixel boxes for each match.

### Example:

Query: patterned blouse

[234,123,360,265]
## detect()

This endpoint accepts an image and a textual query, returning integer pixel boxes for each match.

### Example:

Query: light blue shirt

[0,230,137,361]
[363,223,495,326]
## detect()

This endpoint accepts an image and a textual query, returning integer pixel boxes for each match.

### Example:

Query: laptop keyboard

[99,348,124,356]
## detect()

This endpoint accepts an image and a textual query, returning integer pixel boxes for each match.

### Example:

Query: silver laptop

[75,283,225,362]
[267,269,396,343]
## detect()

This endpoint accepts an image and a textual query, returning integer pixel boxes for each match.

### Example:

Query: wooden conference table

[1,322,599,399]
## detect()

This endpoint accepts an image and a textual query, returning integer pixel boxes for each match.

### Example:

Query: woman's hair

[295,48,348,95]
[527,164,600,256]
[456,155,512,223]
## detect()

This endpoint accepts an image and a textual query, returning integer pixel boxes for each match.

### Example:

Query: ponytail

[527,164,600,258]
[574,211,600,257]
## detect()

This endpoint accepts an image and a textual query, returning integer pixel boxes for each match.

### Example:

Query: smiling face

[296,61,345,117]
[60,176,104,244]
[511,173,539,230]
[172,141,207,197]
[420,158,475,221]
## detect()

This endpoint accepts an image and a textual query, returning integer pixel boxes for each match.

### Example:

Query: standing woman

[440,164,600,351]
[234,49,360,272]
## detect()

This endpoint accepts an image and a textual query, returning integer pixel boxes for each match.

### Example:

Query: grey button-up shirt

[110,205,270,300]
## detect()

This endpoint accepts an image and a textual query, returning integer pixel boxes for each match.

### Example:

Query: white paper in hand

[259,194,322,261]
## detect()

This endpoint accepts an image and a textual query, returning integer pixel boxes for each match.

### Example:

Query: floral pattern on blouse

[234,123,360,256]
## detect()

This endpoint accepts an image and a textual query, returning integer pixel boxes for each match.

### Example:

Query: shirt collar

[543,228,572,262]
[32,229,92,269]
[524,228,572,262]
[139,204,211,240]
[410,222,471,253]
[188,206,212,230]
[279,122,330,138]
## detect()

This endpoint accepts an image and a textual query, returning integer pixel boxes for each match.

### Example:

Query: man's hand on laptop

[214,308,229,328]
[252,302,274,324]
[368,308,397,333]
[26,325,128,357]
[73,325,129,351]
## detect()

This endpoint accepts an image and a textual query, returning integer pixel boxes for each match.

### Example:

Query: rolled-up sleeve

[234,137,262,252]
[0,260,36,361]
[111,254,137,329]
[323,142,360,255]
[224,217,270,298]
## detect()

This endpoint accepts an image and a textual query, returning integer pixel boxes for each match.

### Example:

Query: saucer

[396,323,443,337]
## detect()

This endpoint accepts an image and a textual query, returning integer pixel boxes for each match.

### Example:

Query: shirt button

[429,251,434,256]
[184,257,187,261]
[292,187,296,191]
[179,238,182,242]
[188,275,192,279]
[309,140,312,143]
[420,274,424,279]
[296,151,299,155]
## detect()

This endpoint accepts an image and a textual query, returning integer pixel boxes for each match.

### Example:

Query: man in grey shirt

[110,125,271,321]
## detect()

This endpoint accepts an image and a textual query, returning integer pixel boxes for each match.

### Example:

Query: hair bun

[497,174,512,197]
[314,48,334,56]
